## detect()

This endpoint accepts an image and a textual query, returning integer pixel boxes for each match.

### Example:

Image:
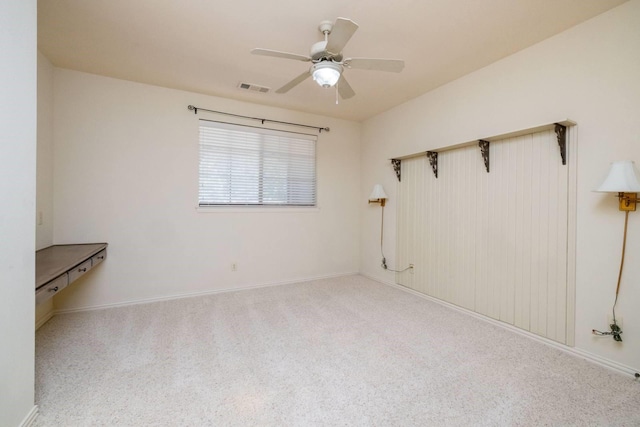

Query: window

[198,120,317,207]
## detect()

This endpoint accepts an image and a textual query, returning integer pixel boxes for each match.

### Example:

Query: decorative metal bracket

[426,151,438,178]
[555,123,567,165]
[478,140,490,173]
[391,159,401,182]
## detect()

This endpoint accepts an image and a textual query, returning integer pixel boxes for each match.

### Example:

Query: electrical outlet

[608,315,623,329]
[37,211,43,226]
[231,263,237,271]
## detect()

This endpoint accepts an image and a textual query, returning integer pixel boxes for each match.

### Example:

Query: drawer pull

[48,286,59,292]
[97,256,104,260]
[78,268,87,272]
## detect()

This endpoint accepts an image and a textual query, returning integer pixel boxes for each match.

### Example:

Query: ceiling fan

[251,17,405,100]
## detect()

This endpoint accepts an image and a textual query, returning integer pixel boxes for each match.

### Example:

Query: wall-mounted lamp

[368,184,388,207]
[592,160,640,343]
[595,160,640,211]
[369,184,389,269]
[367,183,414,274]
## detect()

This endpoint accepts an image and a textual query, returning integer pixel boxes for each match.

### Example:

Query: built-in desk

[36,243,108,304]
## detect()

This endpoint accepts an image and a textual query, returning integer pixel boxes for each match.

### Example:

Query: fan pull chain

[335,84,339,105]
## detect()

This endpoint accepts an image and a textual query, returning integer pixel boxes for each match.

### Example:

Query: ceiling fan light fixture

[312,62,342,88]
[252,17,404,99]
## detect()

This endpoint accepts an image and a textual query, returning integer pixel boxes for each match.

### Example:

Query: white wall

[361,0,640,371]
[0,0,37,425]
[37,52,55,251]
[52,69,361,311]
[36,52,56,326]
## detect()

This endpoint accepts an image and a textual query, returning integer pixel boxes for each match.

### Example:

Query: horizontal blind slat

[198,120,317,206]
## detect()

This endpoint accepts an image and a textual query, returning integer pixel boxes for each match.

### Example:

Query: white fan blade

[343,58,405,72]
[337,75,355,99]
[276,71,311,94]
[325,18,359,55]
[251,48,311,62]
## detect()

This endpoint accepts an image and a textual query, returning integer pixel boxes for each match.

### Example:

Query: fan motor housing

[310,41,343,62]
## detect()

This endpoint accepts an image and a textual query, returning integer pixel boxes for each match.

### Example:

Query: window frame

[197,119,318,210]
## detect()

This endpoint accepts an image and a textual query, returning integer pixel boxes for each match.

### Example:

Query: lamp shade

[312,62,341,88]
[595,160,640,193]
[369,184,388,200]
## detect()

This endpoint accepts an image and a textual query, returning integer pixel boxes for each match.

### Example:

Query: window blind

[199,120,317,206]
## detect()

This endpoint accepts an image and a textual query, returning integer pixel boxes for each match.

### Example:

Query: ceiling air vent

[237,82,270,94]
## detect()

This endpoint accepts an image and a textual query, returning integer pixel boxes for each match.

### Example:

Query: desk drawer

[36,274,68,305]
[68,259,92,283]
[91,249,107,267]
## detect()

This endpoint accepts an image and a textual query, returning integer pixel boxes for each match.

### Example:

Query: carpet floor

[34,275,640,426]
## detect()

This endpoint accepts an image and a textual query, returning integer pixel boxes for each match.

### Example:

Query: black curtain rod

[187,105,330,133]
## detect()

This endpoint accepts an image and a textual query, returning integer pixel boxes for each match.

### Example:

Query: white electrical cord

[592,210,628,342]
[379,204,412,273]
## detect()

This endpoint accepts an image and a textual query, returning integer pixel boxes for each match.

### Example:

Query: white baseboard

[19,405,38,427]
[362,273,640,379]
[53,271,360,315]
[35,309,54,330]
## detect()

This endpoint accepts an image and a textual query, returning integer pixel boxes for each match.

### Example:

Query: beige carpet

[35,275,640,426]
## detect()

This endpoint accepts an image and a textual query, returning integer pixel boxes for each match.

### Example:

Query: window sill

[196,206,321,214]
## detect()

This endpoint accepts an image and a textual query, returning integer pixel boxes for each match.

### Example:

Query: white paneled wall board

[396,124,577,345]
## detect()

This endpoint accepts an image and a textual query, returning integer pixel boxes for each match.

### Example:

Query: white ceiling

[38,0,626,122]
